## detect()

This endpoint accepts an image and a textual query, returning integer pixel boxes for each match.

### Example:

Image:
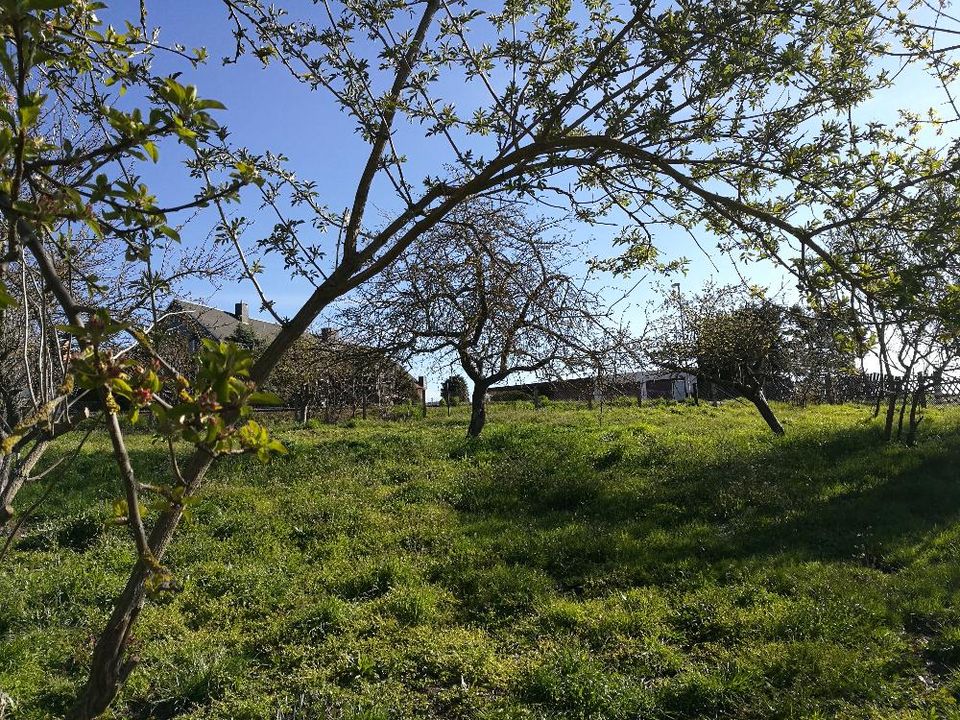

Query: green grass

[3,400,960,719]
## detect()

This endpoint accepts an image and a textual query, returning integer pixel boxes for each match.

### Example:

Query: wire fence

[820,372,960,406]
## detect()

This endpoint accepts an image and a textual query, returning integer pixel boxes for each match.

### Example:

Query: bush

[489,390,531,402]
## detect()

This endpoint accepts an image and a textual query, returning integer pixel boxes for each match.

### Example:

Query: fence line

[785,372,960,406]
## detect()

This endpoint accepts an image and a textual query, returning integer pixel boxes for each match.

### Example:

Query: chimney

[234,302,249,324]
[320,327,338,342]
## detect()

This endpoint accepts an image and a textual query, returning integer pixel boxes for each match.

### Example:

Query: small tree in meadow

[341,201,628,437]
[654,285,863,433]
[441,374,469,407]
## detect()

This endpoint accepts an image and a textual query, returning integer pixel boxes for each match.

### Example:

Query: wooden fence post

[419,376,427,419]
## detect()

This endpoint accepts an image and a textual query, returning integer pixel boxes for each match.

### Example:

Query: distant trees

[875,309,959,444]
[655,288,790,434]
[0,264,66,527]
[0,5,288,716]
[801,182,960,444]
[440,375,469,407]
[0,225,231,533]
[653,286,860,434]
[342,201,628,437]
[225,323,259,350]
[266,335,419,422]
[785,307,866,406]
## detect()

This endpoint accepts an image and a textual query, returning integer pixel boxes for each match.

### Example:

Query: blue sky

[124,3,765,310]
[107,2,953,396]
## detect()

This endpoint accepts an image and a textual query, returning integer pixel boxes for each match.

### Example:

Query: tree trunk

[825,374,836,404]
[0,457,13,527]
[872,373,883,418]
[896,386,909,440]
[69,451,216,720]
[906,384,924,447]
[467,384,487,437]
[883,378,898,441]
[0,438,49,527]
[745,387,785,435]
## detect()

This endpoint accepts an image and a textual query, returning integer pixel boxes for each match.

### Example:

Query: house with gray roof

[164,299,282,353]
[157,298,424,414]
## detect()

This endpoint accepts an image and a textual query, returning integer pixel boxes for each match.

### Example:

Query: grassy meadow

[3,400,960,719]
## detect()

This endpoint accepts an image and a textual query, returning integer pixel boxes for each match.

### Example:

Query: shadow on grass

[20,415,960,584]
[444,419,960,591]
[8,441,187,553]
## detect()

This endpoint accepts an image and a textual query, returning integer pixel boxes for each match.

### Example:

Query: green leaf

[152,405,167,426]
[18,104,39,129]
[195,98,226,111]
[158,225,180,242]
[0,47,14,86]
[174,126,197,149]
[110,377,134,397]
[0,280,16,309]
[83,215,104,239]
[142,141,159,163]
[55,324,86,336]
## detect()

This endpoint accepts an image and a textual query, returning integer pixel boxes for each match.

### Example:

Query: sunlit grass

[3,400,960,718]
